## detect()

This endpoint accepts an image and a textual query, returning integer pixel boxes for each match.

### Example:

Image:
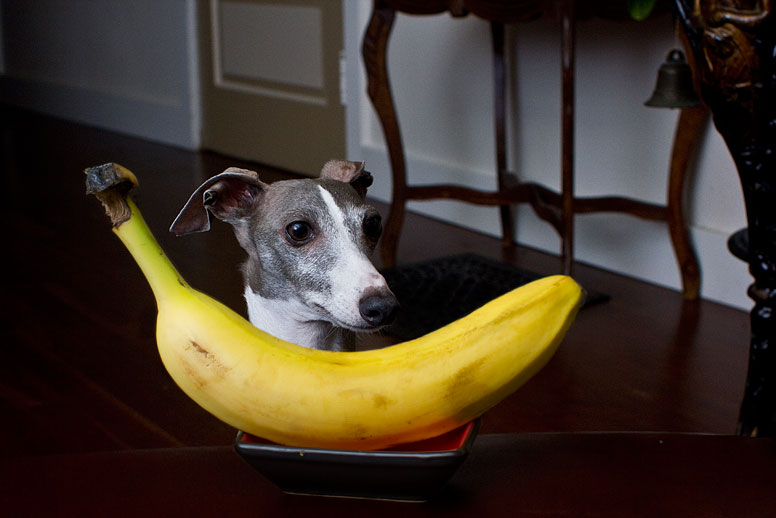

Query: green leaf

[628,0,657,21]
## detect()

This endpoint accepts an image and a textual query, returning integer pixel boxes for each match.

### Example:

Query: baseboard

[0,75,198,150]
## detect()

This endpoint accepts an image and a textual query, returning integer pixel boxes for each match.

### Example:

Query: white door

[199,0,345,176]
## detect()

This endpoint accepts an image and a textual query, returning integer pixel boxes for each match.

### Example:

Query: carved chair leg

[736,148,776,437]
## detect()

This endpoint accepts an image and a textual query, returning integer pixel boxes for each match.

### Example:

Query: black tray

[234,420,479,501]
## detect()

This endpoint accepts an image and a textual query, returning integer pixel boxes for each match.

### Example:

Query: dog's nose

[359,292,399,327]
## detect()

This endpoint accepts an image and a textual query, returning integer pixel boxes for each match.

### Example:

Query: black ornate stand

[676,0,776,436]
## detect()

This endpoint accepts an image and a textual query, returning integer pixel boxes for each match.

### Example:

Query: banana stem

[85,163,188,304]
[113,198,190,303]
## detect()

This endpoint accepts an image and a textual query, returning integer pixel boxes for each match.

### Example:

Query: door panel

[199,0,344,176]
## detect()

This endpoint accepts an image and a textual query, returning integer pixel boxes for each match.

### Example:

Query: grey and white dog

[170,160,398,352]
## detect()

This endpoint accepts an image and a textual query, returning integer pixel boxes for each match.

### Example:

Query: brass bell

[645,49,700,108]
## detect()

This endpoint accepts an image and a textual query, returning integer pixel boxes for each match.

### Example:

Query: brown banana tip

[84,163,139,227]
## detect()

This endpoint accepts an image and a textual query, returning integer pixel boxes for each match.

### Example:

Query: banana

[85,163,584,451]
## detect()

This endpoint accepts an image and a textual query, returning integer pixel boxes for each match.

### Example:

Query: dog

[169,160,398,352]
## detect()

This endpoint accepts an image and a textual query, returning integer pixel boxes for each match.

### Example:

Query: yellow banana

[85,163,583,451]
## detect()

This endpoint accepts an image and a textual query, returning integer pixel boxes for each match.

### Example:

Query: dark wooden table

[2,432,774,516]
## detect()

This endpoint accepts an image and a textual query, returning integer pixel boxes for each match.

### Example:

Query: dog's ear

[170,168,268,236]
[320,159,373,200]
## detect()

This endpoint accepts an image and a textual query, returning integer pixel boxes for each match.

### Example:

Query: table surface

[2,432,774,517]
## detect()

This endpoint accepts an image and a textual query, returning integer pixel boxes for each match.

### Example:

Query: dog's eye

[363,214,382,241]
[286,221,314,244]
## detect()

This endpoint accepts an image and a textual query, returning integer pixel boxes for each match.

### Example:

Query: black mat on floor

[380,253,608,341]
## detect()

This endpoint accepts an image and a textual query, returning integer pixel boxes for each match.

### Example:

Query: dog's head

[170,160,397,335]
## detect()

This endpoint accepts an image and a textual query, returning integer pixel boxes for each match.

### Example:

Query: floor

[1,105,752,459]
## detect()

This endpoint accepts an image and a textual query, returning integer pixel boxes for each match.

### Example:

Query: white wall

[0,0,200,149]
[0,1,753,310]
[344,2,752,310]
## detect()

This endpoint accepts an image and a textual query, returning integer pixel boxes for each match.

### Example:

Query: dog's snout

[359,291,399,328]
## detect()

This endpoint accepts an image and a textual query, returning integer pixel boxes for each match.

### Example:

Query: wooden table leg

[560,0,576,275]
[667,106,706,300]
[491,21,516,248]
[362,2,404,267]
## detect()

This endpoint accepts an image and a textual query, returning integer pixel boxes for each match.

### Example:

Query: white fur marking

[245,286,336,349]
[312,187,388,327]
